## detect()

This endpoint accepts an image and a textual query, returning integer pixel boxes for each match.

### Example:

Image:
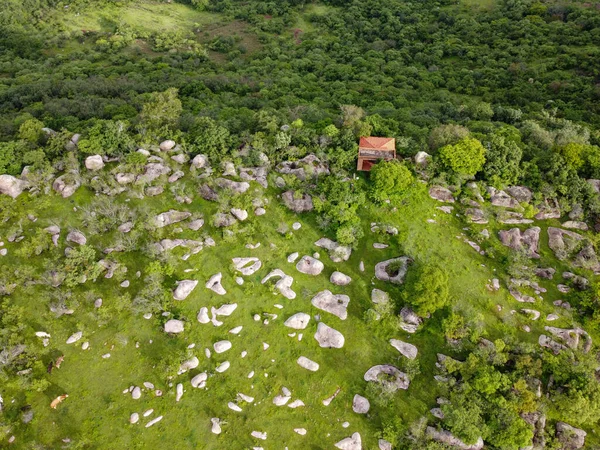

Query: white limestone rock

[173,280,198,301]
[206,272,226,295]
[314,322,345,348]
[284,313,310,330]
[164,319,184,334]
[297,356,319,372]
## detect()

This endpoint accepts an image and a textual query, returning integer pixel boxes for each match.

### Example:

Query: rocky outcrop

[154,210,191,228]
[282,190,313,212]
[426,427,484,450]
[53,174,80,198]
[498,227,540,258]
[489,188,520,209]
[375,257,411,284]
[548,227,600,271]
[364,365,409,391]
[215,178,249,193]
[0,175,28,198]
[556,422,586,449]
[506,186,532,203]
[137,162,171,184]
[276,154,329,180]
[239,166,268,188]
[465,208,487,224]
[429,186,454,203]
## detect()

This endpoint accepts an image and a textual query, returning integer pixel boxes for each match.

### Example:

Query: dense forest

[2,0,600,449]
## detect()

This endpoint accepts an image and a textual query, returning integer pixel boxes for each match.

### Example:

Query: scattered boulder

[375,257,411,284]
[173,280,198,301]
[214,340,232,354]
[199,184,219,201]
[276,154,329,180]
[137,163,171,184]
[311,290,350,320]
[214,212,237,228]
[506,186,532,203]
[191,373,208,388]
[261,269,296,299]
[498,227,540,258]
[414,151,431,166]
[296,255,324,275]
[231,208,248,221]
[191,154,209,169]
[232,257,262,276]
[206,273,226,295]
[85,155,104,171]
[284,313,310,330]
[314,323,345,348]
[562,220,588,231]
[164,319,184,334]
[297,356,319,372]
[489,188,520,208]
[389,339,418,359]
[0,175,27,198]
[335,432,362,450]
[465,208,487,224]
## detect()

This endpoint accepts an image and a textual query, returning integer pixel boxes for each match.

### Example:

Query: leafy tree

[78,120,135,157]
[18,118,44,144]
[438,137,486,177]
[370,160,414,202]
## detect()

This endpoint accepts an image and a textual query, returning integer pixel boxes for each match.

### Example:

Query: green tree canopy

[438,137,486,177]
[370,159,414,202]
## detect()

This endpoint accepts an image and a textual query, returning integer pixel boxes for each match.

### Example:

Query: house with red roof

[356,136,396,171]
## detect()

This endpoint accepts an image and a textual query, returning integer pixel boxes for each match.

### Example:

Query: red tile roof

[359,137,395,151]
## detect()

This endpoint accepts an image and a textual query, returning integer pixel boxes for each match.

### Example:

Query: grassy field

[1,169,598,448]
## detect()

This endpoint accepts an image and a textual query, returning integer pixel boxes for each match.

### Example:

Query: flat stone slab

[311,290,350,320]
[232,257,262,276]
[261,269,296,299]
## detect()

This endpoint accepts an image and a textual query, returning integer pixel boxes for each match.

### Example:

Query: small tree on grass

[404,264,450,316]
[370,160,414,203]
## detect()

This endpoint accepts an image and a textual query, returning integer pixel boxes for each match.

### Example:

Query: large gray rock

[239,166,268,188]
[53,175,80,198]
[489,188,520,208]
[296,255,324,275]
[232,257,262,275]
[154,210,192,228]
[282,190,313,212]
[173,280,198,300]
[375,257,411,284]
[506,186,532,203]
[498,227,540,258]
[389,339,418,359]
[314,323,345,348]
[164,319,184,333]
[562,220,588,231]
[429,186,454,203]
[191,154,209,169]
[364,365,409,391]
[85,155,105,171]
[159,140,176,151]
[311,290,350,320]
[284,313,310,330]
[0,175,27,198]
[137,163,171,183]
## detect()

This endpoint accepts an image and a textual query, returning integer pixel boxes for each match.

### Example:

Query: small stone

[129,413,139,424]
